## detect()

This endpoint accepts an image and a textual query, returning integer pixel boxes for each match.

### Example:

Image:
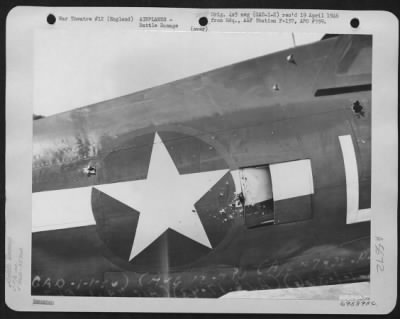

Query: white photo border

[5,6,398,314]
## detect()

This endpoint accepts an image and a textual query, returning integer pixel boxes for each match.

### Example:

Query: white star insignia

[95,133,228,261]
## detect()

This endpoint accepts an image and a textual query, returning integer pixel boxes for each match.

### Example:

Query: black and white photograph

[5,7,398,313]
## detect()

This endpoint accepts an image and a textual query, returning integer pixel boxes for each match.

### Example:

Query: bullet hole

[353,101,362,113]
[350,18,360,29]
[199,17,208,26]
[47,14,56,25]
[286,54,296,64]
[84,165,97,177]
[272,83,280,91]
[236,192,245,206]
[352,100,365,117]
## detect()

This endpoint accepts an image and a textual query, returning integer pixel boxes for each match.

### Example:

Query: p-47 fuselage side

[32,34,371,298]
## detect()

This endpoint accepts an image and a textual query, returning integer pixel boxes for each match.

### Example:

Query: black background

[1,0,399,318]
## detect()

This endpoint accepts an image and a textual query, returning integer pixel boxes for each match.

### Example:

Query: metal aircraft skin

[32,34,371,298]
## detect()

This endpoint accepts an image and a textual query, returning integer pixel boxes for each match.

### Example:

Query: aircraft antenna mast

[291,32,297,47]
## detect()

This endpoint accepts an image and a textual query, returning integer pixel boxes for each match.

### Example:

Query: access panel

[240,159,314,227]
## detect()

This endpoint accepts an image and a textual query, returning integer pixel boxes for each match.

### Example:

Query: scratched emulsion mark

[33,131,100,169]
[31,246,370,297]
